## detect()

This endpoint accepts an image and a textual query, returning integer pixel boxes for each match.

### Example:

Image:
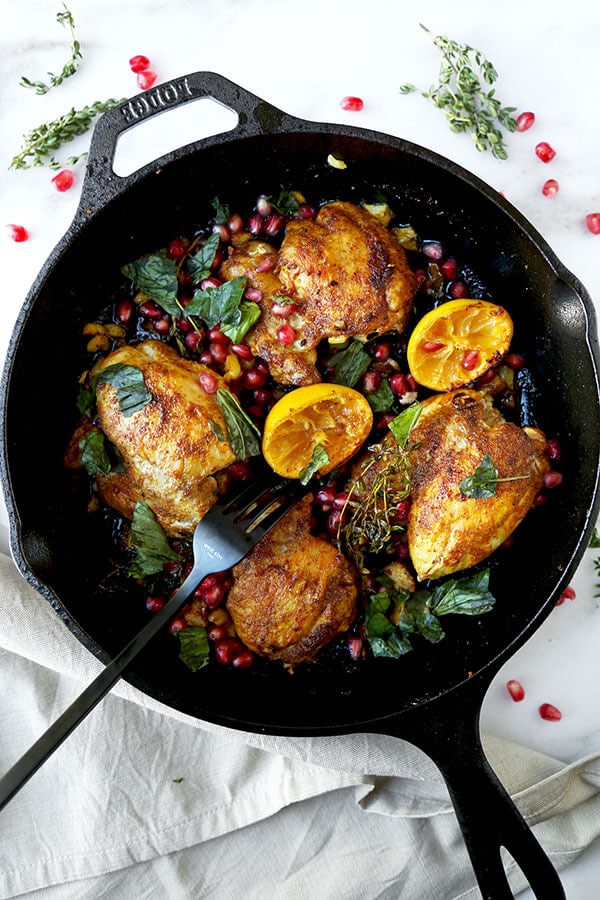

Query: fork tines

[222,477,300,537]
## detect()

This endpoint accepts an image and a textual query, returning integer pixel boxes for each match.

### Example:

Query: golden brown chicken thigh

[407,390,550,580]
[226,495,359,664]
[94,340,236,536]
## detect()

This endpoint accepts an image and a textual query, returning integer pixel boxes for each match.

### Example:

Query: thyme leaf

[20,4,82,95]
[400,25,517,159]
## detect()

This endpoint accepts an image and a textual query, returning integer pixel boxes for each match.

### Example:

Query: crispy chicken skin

[407,390,550,580]
[93,340,235,536]
[219,201,417,386]
[226,495,359,664]
[219,237,320,385]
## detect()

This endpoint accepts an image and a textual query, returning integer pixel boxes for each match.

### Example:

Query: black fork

[0,478,301,812]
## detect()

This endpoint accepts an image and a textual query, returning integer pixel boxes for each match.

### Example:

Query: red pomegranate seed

[227,460,252,480]
[6,224,29,242]
[227,213,244,234]
[231,343,253,360]
[264,214,285,237]
[327,509,342,534]
[298,203,317,219]
[506,679,525,702]
[542,179,559,198]
[277,324,296,345]
[243,367,268,390]
[546,438,561,460]
[137,70,157,90]
[535,142,556,163]
[232,650,254,668]
[51,169,74,192]
[207,624,228,642]
[244,286,263,303]
[255,253,277,273]
[271,301,298,317]
[585,213,600,235]
[184,330,202,352]
[515,111,535,132]
[199,371,218,394]
[129,54,151,73]
[139,299,162,319]
[340,96,364,112]
[539,702,562,722]
[145,595,166,612]
[215,638,244,665]
[253,388,272,407]
[461,349,480,371]
[333,491,351,510]
[362,371,382,393]
[256,195,272,217]
[154,315,170,334]
[200,276,222,291]
[166,237,187,260]
[207,326,230,345]
[373,340,392,362]
[556,585,576,606]
[421,240,444,261]
[543,470,563,489]
[316,486,336,508]
[201,583,227,608]
[422,340,445,353]
[348,637,364,660]
[209,342,228,365]
[115,298,135,324]
[449,281,468,299]
[389,373,410,396]
[440,258,458,280]
[247,214,264,235]
[504,353,525,371]
[169,616,187,634]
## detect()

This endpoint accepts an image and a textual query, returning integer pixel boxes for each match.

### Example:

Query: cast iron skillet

[2,73,600,899]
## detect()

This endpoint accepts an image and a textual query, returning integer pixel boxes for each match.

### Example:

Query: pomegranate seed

[271,301,298,317]
[392,499,411,522]
[215,638,244,665]
[542,179,559,198]
[362,370,382,393]
[389,373,410,396]
[556,585,576,606]
[546,438,561,460]
[227,212,244,234]
[166,237,187,260]
[543,470,563,489]
[327,509,342,534]
[137,70,157,90]
[373,340,392,362]
[422,340,445,353]
[504,353,525,370]
[200,276,222,291]
[539,702,562,722]
[535,142,556,163]
[184,330,202,352]
[201,583,227,608]
[199,371,218,394]
[256,195,272,217]
[115,298,135,324]
[333,491,351,510]
[395,541,411,559]
[129,54,151,73]
[207,624,229,642]
[154,315,170,334]
[264,214,285,237]
[247,214,264,235]
[51,169,74,192]
[377,412,396,430]
[277,324,296,345]
[297,203,317,219]
[461,349,480,371]
[139,299,162,319]
[232,650,254,668]
[515,111,535,132]
[212,222,230,243]
[169,616,187,634]
[440,258,458,280]
[421,240,444,261]
[449,281,468,299]
[255,254,277,273]
[316,486,336,508]
[253,388,272,407]
[585,213,600,235]
[243,367,268,390]
[145,595,166,612]
[207,326,230,345]
[6,224,29,242]
[506,679,525,702]
[231,343,253,360]
[340,96,364,112]
[244,286,263,303]
[348,637,364,660]
[209,342,228,365]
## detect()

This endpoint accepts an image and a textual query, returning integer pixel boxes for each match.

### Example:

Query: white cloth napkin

[1,551,600,899]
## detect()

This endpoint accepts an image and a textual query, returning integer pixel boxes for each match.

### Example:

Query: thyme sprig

[400,25,517,159]
[20,4,82,95]
[10,98,126,170]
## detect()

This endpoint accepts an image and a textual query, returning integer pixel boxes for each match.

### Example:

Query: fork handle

[0,569,204,812]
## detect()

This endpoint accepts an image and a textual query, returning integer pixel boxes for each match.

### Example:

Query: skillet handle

[78,71,295,216]
[381,681,565,900]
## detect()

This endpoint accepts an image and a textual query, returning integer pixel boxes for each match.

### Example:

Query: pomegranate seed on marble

[535,142,556,163]
[585,213,600,235]
[506,679,525,702]
[340,96,364,111]
[539,702,562,722]
[277,324,296,345]
[129,54,151,73]
[543,470,563,489]
[199,371,218,394]
[515,111,535,132]
[542,179,559,198]
[51,169,74,192]
[137,70,157,90]
[6,224,29,242]
[556,585,576,606]
[461,349,480,371]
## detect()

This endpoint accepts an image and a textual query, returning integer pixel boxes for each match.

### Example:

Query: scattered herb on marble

[400,25,518,159]
[10,98,127,170]
[20,3,82,95]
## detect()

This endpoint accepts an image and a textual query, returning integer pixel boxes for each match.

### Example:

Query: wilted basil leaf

[459,452,498,499]
[270,189,300,215]
[388,401,423,447]
[121,251,180,317]
[299,444,330,486]
[366,378,394,413]
[430,569,496,617]
[186,233,220,284]
[78,430,111,476]
[329,340,371,387]
[185,277,259,343]
[211,196,230,224]
[96,364,152,417]
[178,626,210,672]
[216,388,261,460]
[128,501,180,578]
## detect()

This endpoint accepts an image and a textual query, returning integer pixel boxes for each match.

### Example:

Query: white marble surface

[1,0,600,895]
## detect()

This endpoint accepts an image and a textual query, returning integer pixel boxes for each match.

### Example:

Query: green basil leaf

[76,384,94,417]
[388,401,423,447]
[96,364,152,417]
[178,625,210,672]
[369,632,413,658]
[415,611,445,643]
[185,277,257,342]
[216,388,261,460]
[186,233,220,285]
[270,189,299,215]
[430,568,496,617]
[221,300,261,344]
[211,196,230,225]
[329,340,371,387]
[459,452,498,499]
[299,444,330,486]
[128,500,180,578]
[121,251,180,317]
[366,378,395,413]
[78,430,111,476]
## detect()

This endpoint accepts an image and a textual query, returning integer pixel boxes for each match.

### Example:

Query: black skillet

[2,73,600,899]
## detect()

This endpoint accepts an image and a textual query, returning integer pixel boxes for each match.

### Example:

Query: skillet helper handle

[0,569,205,813]
[387,685,565,900]
[79,71,293,215]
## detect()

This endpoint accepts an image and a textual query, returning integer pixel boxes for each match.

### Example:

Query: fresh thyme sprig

[400,24,518,159]
[20,4,82,95]
[9,98,126,170]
